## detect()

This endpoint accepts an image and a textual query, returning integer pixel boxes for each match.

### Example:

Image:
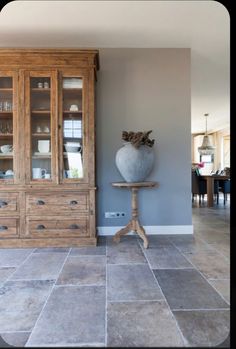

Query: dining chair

[192,170,219,205]
[191,170,207,204]
[218,179,230,205]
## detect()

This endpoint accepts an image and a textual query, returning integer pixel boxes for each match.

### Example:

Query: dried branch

[122,130,155,148]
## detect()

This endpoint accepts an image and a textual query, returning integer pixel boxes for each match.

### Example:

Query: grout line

[25,247,72,346]
[137,238,188,347]
[54,283,106,288]
[172,308,230,312]
[106,262,147,266]
[107,298,166,303]
[26,342,106,348]
[0,330,31,334]
[69,254,106,257]
[0,248,37,288]
[6,278,57,282]
[208,278,230,281]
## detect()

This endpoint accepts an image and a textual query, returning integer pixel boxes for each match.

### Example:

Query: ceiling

[0,0,230,133]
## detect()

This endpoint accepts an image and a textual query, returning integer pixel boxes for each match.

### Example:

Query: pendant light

[198,113,215,155]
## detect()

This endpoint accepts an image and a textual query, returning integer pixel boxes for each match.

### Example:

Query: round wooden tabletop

[112,181,158,188]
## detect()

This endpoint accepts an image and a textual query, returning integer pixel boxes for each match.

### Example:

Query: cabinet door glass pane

[30,77,52,180]
[0,77,14,181]
[62,77,83,179]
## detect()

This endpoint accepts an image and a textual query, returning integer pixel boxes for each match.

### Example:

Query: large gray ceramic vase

[115,142,154,182]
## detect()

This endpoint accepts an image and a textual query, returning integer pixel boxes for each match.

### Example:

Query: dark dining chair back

[219,179,230,205]
[192,170,219,205]
[191,170,207,204]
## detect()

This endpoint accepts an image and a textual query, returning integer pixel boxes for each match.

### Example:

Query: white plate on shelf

[34,152,51,155]
[63,78,83,88]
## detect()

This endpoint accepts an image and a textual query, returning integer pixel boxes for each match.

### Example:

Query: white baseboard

[97,225,193,236]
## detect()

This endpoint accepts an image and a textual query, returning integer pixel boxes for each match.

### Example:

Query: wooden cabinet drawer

[0,193,19,214]
[26,193,88,215]
[27,217,88,238]
[0,218,19,238]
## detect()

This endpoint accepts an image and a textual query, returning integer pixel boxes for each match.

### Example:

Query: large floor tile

[0,332,30,347]
[209,279,230,304]
[107,236,146,264]
[10,252,67,280]
[183,250,230,280]
[168,235,213,254]
[0,267,16,286]
[33,247,70,253]
[207,241,230,260]
[153,269,229,310]
[107,264,163,301]
[0,249,34,267]
[70,245,106,256]
[143,245,193,269]
[173,310,230,347]
[0,280,54,331]
[141,235,173,248]
[107,300,185,347]
[57,256,106,286]
[196,231,230,244]
[26,286,105,347]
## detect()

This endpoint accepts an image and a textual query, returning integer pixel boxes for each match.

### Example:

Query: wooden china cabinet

[0,49,99,247]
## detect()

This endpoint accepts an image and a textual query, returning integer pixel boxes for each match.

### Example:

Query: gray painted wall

[96,48,191,228]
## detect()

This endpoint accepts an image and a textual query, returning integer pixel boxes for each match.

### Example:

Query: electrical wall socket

[105,212,126,218]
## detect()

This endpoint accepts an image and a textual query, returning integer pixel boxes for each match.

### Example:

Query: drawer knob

[37,224,45,230]
[0,201,8,208]
[70,200,78,205]
[36,200,45,205]
[69,224,80,229]
[0,225,8,231]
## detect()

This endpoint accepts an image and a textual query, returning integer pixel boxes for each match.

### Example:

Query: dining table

[201,175,230,207]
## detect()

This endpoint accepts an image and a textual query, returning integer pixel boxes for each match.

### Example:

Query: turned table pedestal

[111,181,158,248]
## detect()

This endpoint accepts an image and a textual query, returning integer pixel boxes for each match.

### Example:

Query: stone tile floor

[0,202,230,347]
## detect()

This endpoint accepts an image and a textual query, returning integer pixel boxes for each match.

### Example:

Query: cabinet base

[0,237,97,248]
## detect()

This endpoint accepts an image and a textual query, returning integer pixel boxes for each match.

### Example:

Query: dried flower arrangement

[122,130,155,148]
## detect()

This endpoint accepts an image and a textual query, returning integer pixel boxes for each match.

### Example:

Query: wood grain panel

[27,217,88,238]
[0,218,19,238]
[0,193,19,213]
[26,192,88,214]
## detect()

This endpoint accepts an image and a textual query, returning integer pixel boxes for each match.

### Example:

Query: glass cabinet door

[25,71,56,183]
[0,73,16,183]
[60,74,86,181]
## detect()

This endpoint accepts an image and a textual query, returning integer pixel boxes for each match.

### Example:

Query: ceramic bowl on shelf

[0,144,13,153]
[64,142,81,153]
[69,104,79,112]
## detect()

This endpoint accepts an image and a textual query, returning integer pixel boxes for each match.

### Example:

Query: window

[63,119,82,139]
[200,154,214,163]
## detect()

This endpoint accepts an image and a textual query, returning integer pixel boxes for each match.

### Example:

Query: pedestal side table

[111,181,158,248]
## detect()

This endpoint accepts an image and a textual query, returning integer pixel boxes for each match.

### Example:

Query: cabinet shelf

[31,88,51,92]
[31,110,51,114]
[0,112,13,118]
[32,133,51,137]
[63,111,82,114]
[0,153,13,159]
[63,88,82,91]
[32,152,51,159]
[0,134,13,138]
[0,88,13,92]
